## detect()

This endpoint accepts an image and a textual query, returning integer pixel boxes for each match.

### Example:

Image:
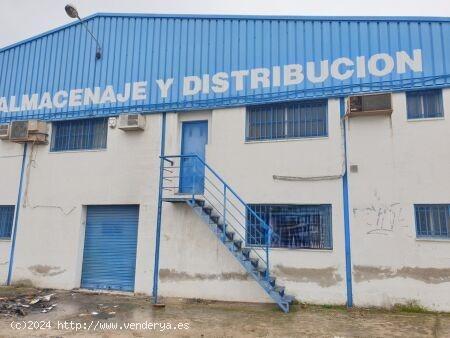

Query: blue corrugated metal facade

[1,14,450,123]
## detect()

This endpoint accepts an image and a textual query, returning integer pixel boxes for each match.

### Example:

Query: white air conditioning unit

[118,114,146,131]
[0,124,9,140]
[347,93,393,117]
[9,120,48,143]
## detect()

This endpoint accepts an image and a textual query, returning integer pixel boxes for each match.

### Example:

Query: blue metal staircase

[160,154,295,313]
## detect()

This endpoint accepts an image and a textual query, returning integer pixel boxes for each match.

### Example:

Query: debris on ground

[0,291,57,317]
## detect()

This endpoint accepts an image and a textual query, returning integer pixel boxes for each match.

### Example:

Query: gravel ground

[0,286,448,337]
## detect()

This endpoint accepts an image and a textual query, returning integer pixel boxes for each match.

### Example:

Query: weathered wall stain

[273,265,342,287]
[12,279,34,287]
[159,269,251,281]
[354,265,450,284]
[29,265,66,277]
[353,191,406,235]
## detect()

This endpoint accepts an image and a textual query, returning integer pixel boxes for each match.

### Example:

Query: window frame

[246,204,333,250]
[0,205,15,240]
[414,204,450,240]
[406,89,444,120]
[245,100,328,142]
[50,117,108,153]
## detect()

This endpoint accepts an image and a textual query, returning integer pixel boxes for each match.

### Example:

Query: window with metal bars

[415,204,449,239]
[406,89,444,119]
[246,100,328,141]
[50,118,108,152]
[246,204,332,249]
[0,206,15,239]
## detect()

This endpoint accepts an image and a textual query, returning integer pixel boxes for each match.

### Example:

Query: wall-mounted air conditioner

[0,124,9,140]
[9,120,48,143]
[347,93,393,117]
[118,114,146,131]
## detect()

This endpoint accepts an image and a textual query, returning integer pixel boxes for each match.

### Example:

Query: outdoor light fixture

[64,4,102,60]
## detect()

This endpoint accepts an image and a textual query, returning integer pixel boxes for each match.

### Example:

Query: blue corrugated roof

[0,13,449,122]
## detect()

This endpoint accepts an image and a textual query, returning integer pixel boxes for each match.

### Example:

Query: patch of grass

[319,304,348,311]
[393,301,429,314]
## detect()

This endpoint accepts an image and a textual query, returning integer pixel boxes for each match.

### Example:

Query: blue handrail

[162,154,273,233]
[161,154,274,279]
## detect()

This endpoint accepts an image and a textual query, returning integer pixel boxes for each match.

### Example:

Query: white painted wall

[348,89,450,311]
[158,100,347,304]
[0,116,162,292]
[0,91,448,310]
[0,141,23,281]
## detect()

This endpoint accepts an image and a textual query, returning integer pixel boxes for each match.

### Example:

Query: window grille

[51,118,108,152]
[246,100,328,141]
[247,204,332,249]
[415,204,449,239]
[0,206,15,239]
[406,90,444,119]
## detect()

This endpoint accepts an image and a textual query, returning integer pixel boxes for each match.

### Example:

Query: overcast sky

[1,0,450,48]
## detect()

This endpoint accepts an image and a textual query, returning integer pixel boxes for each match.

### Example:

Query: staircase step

[225,231,234,240]
[233,239,243,249]
[256,266,267,277]
[202,206,213,215]
[183,190,292,313]
[210,215,220,224]
[242,248,251,258]
[282,294,295,304]
[273,285,285,297]
[268,276,276,287]
[195,200,205,207]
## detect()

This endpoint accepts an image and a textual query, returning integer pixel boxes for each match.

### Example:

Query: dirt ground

[0,287,449,337]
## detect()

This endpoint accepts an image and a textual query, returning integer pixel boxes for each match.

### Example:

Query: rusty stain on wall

[273,265,342,287]
[353,191,406,235]
[354,265,450,284]
[28,265,66,277]
[159,269,251,281]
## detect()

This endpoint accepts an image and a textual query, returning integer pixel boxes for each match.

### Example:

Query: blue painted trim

[1,12,449,53]
[6,143,28,285]
[152,112,167,303]
[340,98,353,307]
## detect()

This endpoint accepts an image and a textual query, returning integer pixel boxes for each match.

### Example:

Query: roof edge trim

[1,12,450,53]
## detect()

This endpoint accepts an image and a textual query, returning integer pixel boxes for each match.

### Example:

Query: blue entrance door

[180,121,208,194]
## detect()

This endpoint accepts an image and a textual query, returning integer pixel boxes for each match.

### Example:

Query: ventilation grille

[348,93,392,116]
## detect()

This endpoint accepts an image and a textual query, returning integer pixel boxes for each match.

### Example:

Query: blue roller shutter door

[81,205,139,292]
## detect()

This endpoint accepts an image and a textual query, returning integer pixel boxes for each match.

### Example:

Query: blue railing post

[7,143,28,286]
[152,112,166,304]
[223,186,227,241]
[192,158,196,201]
[266,226,271,281]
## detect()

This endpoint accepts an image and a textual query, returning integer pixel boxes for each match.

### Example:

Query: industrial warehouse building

[0,14,449,312]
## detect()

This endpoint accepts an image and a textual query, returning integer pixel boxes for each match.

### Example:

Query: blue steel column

[152,112,167,303]
[7,143,28,285]
[340,97,353,307]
